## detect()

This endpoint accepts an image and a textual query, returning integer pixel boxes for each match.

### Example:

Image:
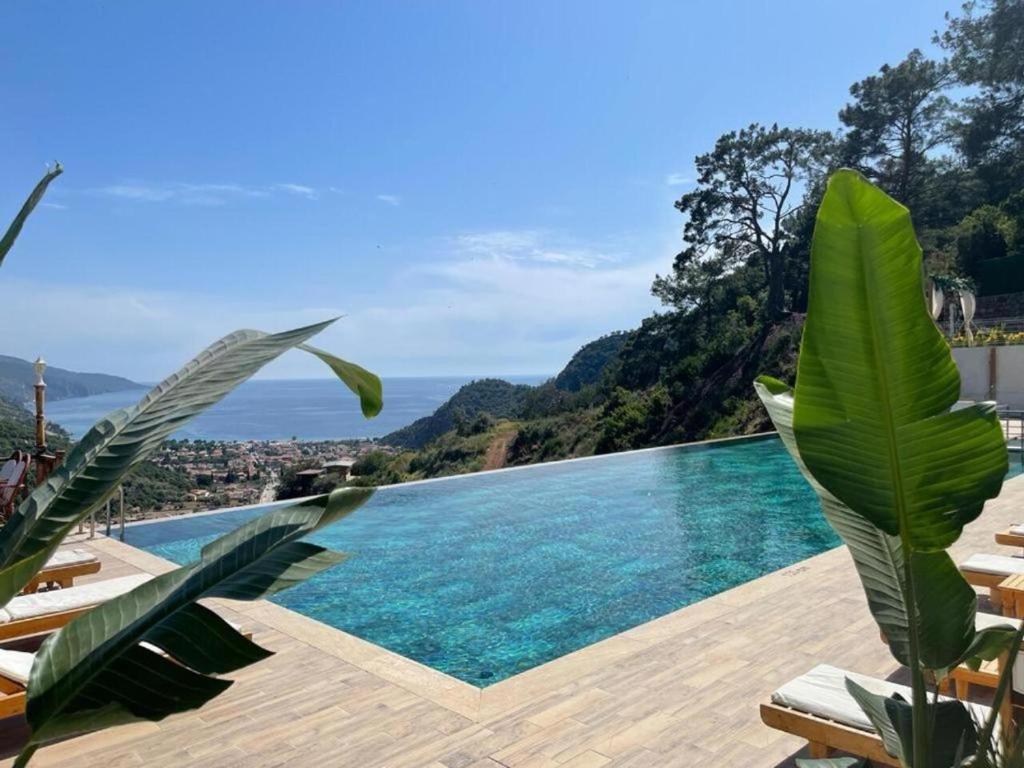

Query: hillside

[383,378,533,449]
[0,392,70,456]
[0,355,141,405]
[552,332,629,392]
[0,390,189,508]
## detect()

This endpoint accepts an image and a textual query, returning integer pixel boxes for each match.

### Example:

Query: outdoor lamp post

[34,357,46,454]
[33,356,60,483]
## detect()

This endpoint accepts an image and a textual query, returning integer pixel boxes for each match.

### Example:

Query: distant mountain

[0,355,142,405]
[552,332,629,392]
[383,378,533,449]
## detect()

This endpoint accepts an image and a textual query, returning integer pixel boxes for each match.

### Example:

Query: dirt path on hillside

[482,431,514,470]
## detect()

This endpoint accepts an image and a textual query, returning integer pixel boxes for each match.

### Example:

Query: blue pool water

[124,435,843,686]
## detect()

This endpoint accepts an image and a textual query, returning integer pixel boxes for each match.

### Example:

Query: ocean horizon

[46,375,548,442]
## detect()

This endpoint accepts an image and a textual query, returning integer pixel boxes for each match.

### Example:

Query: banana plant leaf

[792,169,1007,554]
[755,377,980,669]
[15,487,373,767]
[846,678,977,768]
[790,169,1007,677]
[0,320,382,605]
[0,164,62,269]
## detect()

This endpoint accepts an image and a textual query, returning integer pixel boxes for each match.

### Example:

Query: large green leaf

[846,679,978,768]
[755,377,977,670]
[300,343,383,418]
[0,320,380,604]
[1,164,63,270]
[17,488,372,764]
[792,169,1007,553]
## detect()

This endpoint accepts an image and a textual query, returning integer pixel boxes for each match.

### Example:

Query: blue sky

[3,1,953,380]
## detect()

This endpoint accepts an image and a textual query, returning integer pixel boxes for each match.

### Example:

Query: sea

[45,376,547,442]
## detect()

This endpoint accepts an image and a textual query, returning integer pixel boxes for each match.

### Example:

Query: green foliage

[0,164,61,269]
[119,461,191,511]
[839,50,951,213]
[594,385,670,454]
[383,378,532,449]
[956,205,1017,280]
[552,332,629,392]
[764,170,1013,767]
[16,488,372,765]
[659,123,835,319]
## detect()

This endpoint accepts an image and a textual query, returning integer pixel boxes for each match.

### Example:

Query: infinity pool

[126,435,840,685]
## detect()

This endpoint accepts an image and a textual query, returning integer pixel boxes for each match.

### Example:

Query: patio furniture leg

[808,742,830,759]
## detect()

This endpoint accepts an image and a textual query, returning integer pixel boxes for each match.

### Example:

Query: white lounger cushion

[1010,524,1024,536]
[772,664,992,732]
[0,650,34,686]
[0,620,244,688]
[0,573,151,624]
[977,612,1021,631]
[962,553,1024,577]
[43,548,98,569]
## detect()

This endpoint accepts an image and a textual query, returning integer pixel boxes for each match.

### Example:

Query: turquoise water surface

[124,436,842,685]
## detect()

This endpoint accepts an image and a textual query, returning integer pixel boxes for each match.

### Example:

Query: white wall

[953,345,1024,408]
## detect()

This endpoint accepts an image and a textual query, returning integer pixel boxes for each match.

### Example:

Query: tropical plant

[756,169,1019,767]
[0,164,62,269]
[1,169,384,765]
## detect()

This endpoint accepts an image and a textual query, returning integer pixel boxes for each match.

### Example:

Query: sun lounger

[948,613,1024,702]
[0,573,151,641]
[21,548,101,593]
[761,664,994,765]
[0,621,254,720]
[959,553,1024,610]
[0,452,28,521]
[996,525,1024,550]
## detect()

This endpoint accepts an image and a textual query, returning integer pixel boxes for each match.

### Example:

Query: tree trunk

[767,249,787,319]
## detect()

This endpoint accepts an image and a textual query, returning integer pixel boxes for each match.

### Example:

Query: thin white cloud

[665,172,693,186]
[0,230,669,379]
[273,183,318,200]
[40,202,67,210]
[455,229,617,268]
[93,181,320,206]
[376,194,401,206]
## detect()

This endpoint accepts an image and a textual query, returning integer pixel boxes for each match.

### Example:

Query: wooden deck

[2,473,1023,768]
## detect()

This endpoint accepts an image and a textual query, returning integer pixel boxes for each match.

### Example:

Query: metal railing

[999,408,1024,471]
[946,316,1024,346]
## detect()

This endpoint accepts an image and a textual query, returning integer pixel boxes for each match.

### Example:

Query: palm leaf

[0,320,380,604]
[17,488,371,764]
[1,164,62,269]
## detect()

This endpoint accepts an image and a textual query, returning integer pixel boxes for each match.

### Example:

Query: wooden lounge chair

[960,554,1024,610]
[21,548,102,593]
[0,623,256,720]
[0,573,151,641]
[761,664,995,765]
[0,452,28,521]
[996,525,1024,550]
[948,613,1024,703]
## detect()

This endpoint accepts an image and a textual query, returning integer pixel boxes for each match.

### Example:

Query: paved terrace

[2,473,1022,768]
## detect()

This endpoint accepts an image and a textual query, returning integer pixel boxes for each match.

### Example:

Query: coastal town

[135,438,390,520]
